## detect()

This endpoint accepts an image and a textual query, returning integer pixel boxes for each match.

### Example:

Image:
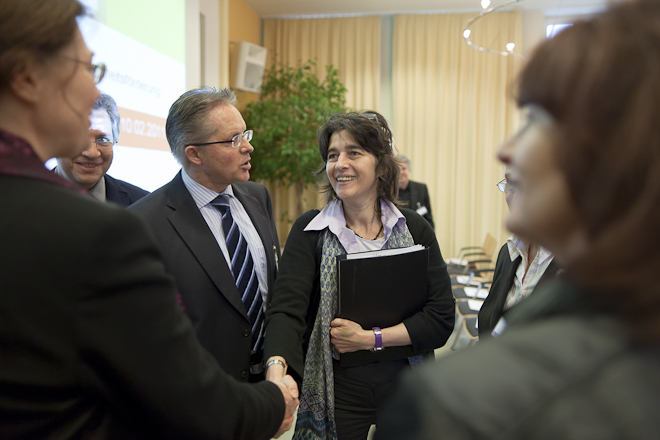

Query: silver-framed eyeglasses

[497,179,515,194]
[188,130,253,149]
[91,137,116,150]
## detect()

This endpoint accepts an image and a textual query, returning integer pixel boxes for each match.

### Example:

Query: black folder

[337,246,429,367]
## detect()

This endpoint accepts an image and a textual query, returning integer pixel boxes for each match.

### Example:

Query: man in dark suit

[129,87,280,383]
[397,154,434,229]
[56,93,149,206]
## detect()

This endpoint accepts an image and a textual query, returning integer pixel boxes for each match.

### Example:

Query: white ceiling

[245,0,607,19]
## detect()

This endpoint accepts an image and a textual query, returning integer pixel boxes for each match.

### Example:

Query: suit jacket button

[241,370,248,379]
[243,329,250,337]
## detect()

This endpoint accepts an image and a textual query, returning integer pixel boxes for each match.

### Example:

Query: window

[546,24,572,38]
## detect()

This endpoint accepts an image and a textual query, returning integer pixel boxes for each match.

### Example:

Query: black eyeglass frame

[187,130,253,149]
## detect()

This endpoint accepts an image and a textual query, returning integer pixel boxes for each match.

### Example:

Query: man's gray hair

[93,93,120,142]
[396,154,412,171]
[166,86,238,165]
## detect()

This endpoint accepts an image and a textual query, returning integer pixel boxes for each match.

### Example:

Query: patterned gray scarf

[293,222,416,440]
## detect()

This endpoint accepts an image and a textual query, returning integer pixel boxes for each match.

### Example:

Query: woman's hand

[330,318,373,353]
[330,320,413,353]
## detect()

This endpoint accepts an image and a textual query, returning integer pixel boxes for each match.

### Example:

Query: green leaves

[244,60,348,187]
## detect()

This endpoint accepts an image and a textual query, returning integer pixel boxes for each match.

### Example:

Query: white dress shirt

[181,169,268,307]
[503,235,554,311]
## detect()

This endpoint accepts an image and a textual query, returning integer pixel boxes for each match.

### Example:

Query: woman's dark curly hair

[315,111,401,214]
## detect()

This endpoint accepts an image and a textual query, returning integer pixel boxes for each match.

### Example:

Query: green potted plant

[244,60,348,221]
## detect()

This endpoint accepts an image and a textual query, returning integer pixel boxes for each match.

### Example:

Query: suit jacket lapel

[165,174,247,319]
[104,175,130,206]
[496,254,522,317]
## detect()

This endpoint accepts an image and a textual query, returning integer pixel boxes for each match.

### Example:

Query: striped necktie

[211,195,263,350]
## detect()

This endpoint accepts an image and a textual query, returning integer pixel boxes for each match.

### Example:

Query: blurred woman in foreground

[0,1,295,438]
[376,1,660,438]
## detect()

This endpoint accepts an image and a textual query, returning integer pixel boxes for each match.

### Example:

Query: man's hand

[272,375,299,438]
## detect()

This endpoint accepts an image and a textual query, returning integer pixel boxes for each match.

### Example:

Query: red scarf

[0,130,85,194]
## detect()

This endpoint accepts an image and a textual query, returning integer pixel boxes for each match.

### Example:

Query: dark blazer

[264,208,455,382]
[400,180,434,229]
[128,172,281,381]
[51,167,148,207]
[0,174,284,439]
[478,244,560,338]
[104,174,149,206]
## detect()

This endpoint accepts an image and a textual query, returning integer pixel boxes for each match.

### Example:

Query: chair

[452,284,490,302]
[451,316,479,349]
[446,233,498,275]
[451,266,495,287]
[445,296,484,350]
[456,299,483,316]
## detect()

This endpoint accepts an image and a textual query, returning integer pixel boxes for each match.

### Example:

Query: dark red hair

[517,0,660,342]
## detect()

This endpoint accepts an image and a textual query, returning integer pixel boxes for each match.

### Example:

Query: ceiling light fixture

[463,0,525,57]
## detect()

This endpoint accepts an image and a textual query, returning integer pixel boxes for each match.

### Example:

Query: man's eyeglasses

[188,130,253,149]
[497,179,516,194]
[58,55,107,84]
[91,137,116,149]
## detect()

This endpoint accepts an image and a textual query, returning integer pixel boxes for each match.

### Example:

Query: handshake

[266,357,299,439]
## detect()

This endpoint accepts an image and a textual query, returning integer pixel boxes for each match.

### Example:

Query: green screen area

[104,0,185,64]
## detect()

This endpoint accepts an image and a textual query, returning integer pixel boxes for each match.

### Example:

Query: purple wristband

[371,327,383,352]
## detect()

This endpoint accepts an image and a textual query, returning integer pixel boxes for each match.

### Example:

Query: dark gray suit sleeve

[76,208,285,439]
[375,367,474,440]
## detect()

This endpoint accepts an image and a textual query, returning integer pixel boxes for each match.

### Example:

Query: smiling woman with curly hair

[264,111,455,440]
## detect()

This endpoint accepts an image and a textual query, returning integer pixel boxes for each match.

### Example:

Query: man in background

[56,93,148,206]
[397,154,434,229]
[129,86,280,383]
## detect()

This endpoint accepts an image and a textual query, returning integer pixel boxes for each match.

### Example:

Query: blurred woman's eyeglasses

[88,63,106,84]
[497,179,515,194]
[58,56,107,84]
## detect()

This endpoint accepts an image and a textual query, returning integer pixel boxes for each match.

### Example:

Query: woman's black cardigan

[263,208,455,382]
